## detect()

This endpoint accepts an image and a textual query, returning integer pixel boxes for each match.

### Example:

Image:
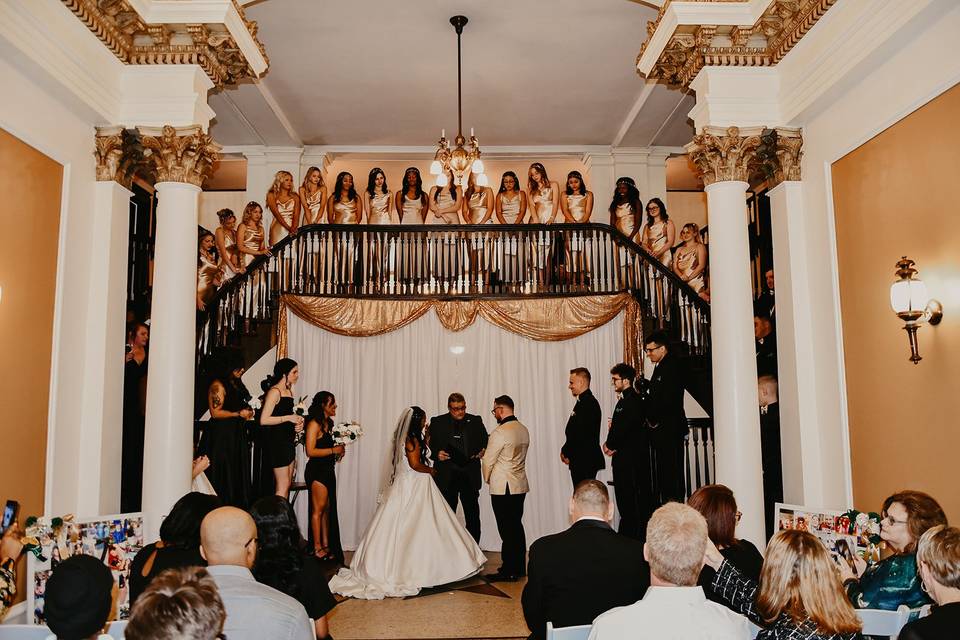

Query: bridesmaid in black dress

[121,321,149,513]
[202,349,254,507]
[258,358,304,500]
[304,392,345,562]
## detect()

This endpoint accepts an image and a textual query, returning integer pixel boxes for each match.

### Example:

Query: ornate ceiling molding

[685,125,803,187]
[138,125,221,187]
[638,0,837,87]
[61,0,268,88]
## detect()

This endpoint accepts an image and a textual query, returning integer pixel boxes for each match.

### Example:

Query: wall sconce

[889,256,943,364]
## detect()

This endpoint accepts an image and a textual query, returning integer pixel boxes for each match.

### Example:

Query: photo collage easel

[775,502,882,569]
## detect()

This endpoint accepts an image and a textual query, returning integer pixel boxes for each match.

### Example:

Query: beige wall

[0,128,60,604]
[666,191,708,235]
[832,83,960,523]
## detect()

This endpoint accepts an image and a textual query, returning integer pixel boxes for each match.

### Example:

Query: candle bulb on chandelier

[441,129,445,139]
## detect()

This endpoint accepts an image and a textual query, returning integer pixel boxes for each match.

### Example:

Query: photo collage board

[775,502,882,569]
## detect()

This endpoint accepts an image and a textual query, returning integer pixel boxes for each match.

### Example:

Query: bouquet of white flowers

[332,421,364,446]
[293,396,307,446]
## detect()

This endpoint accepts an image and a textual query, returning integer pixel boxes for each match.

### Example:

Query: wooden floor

[326,553,530,640]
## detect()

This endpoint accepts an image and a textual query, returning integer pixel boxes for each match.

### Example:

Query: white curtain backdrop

[286,308,623,552]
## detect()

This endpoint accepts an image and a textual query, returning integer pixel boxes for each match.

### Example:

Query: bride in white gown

[328,406,486,599]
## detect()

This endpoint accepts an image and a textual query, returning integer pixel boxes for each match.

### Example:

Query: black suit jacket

[561,389,604,474]
[522,519,649,639]
[605,387,647,458]
[899,602,960,640]
[428,412,488,491]
[645,353,687,439]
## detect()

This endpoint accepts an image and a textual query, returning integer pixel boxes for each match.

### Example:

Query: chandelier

[429,15,486,188]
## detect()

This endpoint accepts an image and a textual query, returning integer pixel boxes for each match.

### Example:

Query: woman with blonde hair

[900,525,960,639]
[266,170,301,245]
[236,201,270,268]
[705,529,864,639]
[673,222,708,293]
[299,166,327,225]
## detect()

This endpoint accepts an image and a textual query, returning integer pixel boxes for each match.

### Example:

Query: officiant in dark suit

[561,368,604,487]
[643,331,687,506]
[430,392,488,542]
[603,362,650,541]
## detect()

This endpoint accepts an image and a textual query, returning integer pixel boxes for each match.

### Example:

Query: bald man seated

[200,507,313,640]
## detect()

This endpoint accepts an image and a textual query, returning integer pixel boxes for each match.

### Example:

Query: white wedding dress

[328,410,486,599]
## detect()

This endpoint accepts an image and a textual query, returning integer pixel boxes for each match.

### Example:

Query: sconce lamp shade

[429,160,443,176]
[890,277,928,317]
[472,158,485,173]
[476,173,489,187]
[435,172,449,188]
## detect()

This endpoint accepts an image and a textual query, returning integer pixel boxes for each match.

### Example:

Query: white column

[582,152,615,213]
[645,149,671,204]
[767,180,825,505]
[141,181,200,537]
[705,180,765,547]
[76,180,133,515]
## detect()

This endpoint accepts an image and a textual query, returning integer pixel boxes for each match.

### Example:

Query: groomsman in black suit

[561,368,604,487]
[603,362,650,541]
[643,331,688,506]
[522,480,649,640]
[430,392,488,542]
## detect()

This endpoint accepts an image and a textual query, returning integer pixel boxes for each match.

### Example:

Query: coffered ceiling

[208,0,694,149]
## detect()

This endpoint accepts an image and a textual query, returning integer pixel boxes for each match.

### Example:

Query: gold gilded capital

[685,126,767,186]
[772,127,803,185]
[94,126,146,189]
[138,125,221,188]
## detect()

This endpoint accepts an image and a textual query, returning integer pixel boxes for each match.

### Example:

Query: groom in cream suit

[482,395,530,581]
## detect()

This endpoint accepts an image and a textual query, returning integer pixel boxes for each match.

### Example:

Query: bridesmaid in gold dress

[365,168,394,290]
[326,171,362,289]
[266,170,301,245]
[527,163,560,287]
[395,168,429,288]
[462,172,494,288]
[299,166,327,225]
[428,170,462,224]
[673,222,708,293]
[215,208,244,278]
[237,201,270,268]
[494,171,528,289]
[608,177,641,241]
[197,230,224,311]
[640,197,675,268]
[559,171,594,285]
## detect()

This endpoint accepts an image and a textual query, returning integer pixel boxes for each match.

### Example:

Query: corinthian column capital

[94,126,146,188]
[772,127,804,186]
[138,125,221,188]
[685,126,768,186]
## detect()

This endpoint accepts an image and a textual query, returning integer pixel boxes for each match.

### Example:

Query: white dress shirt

[206,564,314,640]
[588,585,749,640]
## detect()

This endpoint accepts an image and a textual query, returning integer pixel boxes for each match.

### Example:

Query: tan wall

[832,83,960,523]
[0,128,60,603]
[666,191,708,235]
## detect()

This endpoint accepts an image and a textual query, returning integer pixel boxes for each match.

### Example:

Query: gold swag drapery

[278,293,643,369]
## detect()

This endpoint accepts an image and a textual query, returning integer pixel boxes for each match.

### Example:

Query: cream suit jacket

[481,418,530,495]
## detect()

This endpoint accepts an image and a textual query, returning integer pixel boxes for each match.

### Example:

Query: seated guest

[0,522,24,620]
[250,496,338,639]
[900,525,960,640]
[589,502,747,640]
[705,529,863,639]
[688,484,763,602]
[522,480,648,640]
[126,566,225,640]
[839,490,947,610]
[130,492,222,604]
[200,506,313,640]
[44,554,117,640]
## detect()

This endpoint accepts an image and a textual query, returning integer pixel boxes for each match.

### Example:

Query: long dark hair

[198,229,217,266]
[407,406,428,466]
[205,348,250,405]
[249,496,304,600]
[499,171,521,194]
[527,162,549,194]
[645,197,668,226]
[609,177,642,219]
[260,358,297,392]
[333,171,358,203]
[565,170,587,196]
[307,391,335,431]
[433,171,458,203]
[159,492,222,547]
[402,167,427,204]
[366,167,388,197]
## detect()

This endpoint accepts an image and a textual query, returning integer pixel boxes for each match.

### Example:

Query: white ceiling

[209,0,694,148]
